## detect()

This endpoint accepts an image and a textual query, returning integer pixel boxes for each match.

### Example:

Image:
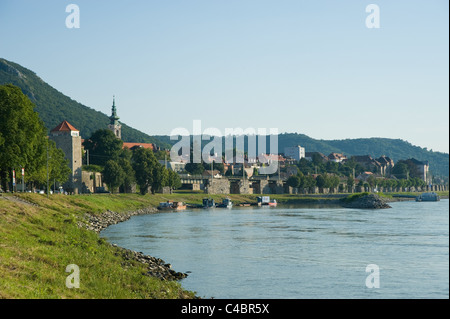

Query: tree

[347,176,355,190]
[287,175,301,188]
[303,175,316,190]
[185,162,204,175]
[316,174,328,188]
[329,175,340,189]
[297,158,314,175]
[118,157,135,193]
[118,148,135,193]
[166,169,182,191]
[103,160,125,194]
[367,175,377,188]
[0,84,48,191]
[150,163,167,194]
[392,162,409,179]
[83,129,123,167]
[48,140,71,186]
[132,147,157,195]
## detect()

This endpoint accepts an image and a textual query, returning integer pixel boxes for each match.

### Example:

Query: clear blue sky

[1,0,448,153]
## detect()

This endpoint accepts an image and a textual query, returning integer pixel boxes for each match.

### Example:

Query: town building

[158,160,186,172]
[328,153,347,163]
[123,142,157,151]
[376,155,395,176]
[408,158,430,182]
[351,155,383,174]
[49,120,82,194]
[305,152,329,162]
[284,145,305,161]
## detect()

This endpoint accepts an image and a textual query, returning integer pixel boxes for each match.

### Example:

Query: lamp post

[46,143,51,198]
[22,167,24,192]
[47,144,49,198]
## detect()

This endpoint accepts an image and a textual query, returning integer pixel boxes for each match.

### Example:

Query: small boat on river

[172,201,187,210]
[257,196,277,207]
[158,201,187,211]
[416,192,440,202]
[158,201,174,210]
[217,198,233,208]
[202,198,216,208]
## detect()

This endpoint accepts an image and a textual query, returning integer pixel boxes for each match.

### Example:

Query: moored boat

[158,201,174,210]
[172,201,187,210]
[202,198,216,208]
[268,199,277,207]
[416,192,440,202]
[257,196,277,207]
[217,198,233,208]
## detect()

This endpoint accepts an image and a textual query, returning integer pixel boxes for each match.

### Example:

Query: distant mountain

[0,58,169,148]
[277,133,448,178]
[1,58,447,178]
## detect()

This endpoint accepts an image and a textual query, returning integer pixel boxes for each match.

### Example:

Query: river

[101,199,449,299]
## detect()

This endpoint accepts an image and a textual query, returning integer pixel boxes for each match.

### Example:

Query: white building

[284,145,305,161]
[158,161,186,172]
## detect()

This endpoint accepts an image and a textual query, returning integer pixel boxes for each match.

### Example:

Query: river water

[101,199,449,299]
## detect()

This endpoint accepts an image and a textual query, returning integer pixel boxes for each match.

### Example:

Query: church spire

[108,95,122,139]
[110,95,120,125]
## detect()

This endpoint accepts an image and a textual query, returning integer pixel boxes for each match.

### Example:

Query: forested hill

[1,58,447,178]
[0,58,168,148]
[277,133,448,178]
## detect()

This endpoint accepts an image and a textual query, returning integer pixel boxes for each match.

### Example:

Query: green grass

[1,189,447,298]
[0,193,195,299]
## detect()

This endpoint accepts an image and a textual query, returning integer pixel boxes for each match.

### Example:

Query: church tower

[108,96,122,139]
[49,120,82,194]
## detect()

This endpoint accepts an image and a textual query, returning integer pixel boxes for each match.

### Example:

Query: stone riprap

[79,207,157,233]
[343,194,392,209]
[78,206,188,281]
[113,245,188,281]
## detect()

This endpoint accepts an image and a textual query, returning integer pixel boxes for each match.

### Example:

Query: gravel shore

[78,207,189,281]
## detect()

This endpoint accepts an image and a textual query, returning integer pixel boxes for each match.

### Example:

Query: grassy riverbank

[0,193,195,299]
[1,190,447,298]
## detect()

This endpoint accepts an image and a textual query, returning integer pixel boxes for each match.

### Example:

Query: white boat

[268,199,277,207]
[416,192,440,202]
[217,198,233,208]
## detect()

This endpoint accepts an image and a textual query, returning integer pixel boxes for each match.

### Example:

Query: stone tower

[49,120,82,194]
[108,96,122,139]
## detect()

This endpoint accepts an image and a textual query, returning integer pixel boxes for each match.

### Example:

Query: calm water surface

[101,199,449,299]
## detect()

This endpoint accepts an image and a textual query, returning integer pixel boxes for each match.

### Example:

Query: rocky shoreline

[342,194,392,209]
[79,207,158,233]
[78,207,189,281]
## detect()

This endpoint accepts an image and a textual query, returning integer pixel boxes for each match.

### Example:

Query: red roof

[51,120,79,132]
[123,142,155,151]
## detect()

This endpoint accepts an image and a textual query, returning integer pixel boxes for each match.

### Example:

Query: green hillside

[277,133,448,178]
[1,58,447,178]
[0,58,169,148]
